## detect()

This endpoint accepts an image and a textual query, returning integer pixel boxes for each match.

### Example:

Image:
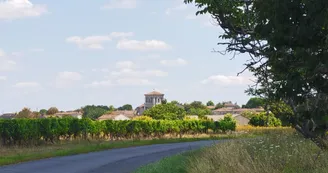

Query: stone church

[134,90,165,115]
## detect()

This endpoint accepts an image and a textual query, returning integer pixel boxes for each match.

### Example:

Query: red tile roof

[144,91,164,96]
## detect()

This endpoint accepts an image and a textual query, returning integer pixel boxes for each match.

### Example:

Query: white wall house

[113,114,130,120]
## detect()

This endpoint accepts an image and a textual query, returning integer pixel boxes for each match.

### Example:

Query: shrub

[219,114,237,132]
[249,112,282,127]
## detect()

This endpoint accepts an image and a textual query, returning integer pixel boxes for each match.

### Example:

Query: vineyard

[0,115,236,146]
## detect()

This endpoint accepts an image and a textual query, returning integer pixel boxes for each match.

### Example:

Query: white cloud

[115,60,138,69]
[55,71,82,88]
[88,59,167,88]
[66,35,111,50]
[102,0,136,9]
[0,49,16,71]
[0,0,47,20]
[160,58,188,66]
[66,32,134,50]
[13,82,41,88]
[117,39,171,51]
[86,78,154,88]
[111,69,168,78]
[201,75,255,86]
[116,78,154,86]
[111,60,168,80]
[0,76,7,81]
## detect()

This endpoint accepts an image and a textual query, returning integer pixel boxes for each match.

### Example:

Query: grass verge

[135,128,328,173]
[0,133,254,166]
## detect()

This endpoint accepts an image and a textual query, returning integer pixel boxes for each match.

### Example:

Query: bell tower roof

[144,90,164,96]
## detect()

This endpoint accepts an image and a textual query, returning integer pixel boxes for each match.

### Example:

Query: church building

[135,90,165,115]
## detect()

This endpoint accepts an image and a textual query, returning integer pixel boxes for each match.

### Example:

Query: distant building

[212,108,264,115]
[222,101,239,109]
[135,90,165,115]
[98,110,135,121]
[210,101,264,115]
[206,105,215,110]
[186,114,250,126]
[50,111,83,119]
[0,113,16,119]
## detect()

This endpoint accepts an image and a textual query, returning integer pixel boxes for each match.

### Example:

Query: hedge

[0,117,236,146]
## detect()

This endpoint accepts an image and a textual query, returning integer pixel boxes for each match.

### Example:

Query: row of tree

[11,100,236,120]
[10,104,134,119]
[15,107,59,119]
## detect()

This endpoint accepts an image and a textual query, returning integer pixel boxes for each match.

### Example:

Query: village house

[212,101,264,115]
[0,113,16,119]
[187,114,250,126]
[98,110,135,121]
[49,111,83,119]
[206,105,215,110]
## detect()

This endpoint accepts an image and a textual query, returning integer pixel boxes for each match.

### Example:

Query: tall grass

[136,128,328,173]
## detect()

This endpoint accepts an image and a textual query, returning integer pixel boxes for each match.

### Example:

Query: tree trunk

[295,124,328,150]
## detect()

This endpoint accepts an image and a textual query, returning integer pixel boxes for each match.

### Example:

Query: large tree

[244,97,264,108]
[184,101,207,112]
[117,104,133,111]
[82,105,109,120]
[206,100,215,106]
[46,107,59,115]
[39,109,47,115]
[143,103,186,120]
[185,0,328,148]
[215,102,224,109]
[16,107,36,118]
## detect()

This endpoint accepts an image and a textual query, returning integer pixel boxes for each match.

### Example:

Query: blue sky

[0,0,255,113]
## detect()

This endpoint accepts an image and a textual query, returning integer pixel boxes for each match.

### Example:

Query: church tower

[134,90,165,115]
[144,90,165,110]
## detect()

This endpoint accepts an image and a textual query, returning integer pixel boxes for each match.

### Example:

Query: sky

[0,0,255,113]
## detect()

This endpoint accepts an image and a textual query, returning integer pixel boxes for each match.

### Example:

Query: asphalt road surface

[0,140,223,173]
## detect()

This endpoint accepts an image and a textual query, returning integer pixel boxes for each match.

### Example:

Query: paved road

[0,140,223,173]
